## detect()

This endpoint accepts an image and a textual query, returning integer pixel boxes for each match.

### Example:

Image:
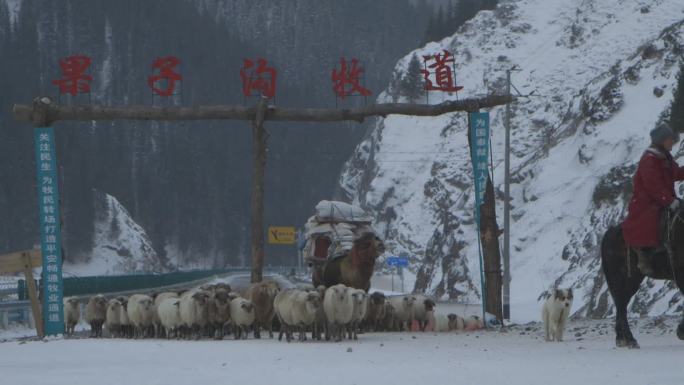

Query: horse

[601,214,684,348]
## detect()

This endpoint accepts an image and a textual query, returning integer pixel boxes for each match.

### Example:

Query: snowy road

[1,319,682,385]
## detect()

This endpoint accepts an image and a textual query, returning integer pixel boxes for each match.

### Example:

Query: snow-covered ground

[1,318,682,385]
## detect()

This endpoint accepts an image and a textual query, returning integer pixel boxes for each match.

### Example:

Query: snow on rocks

[339,0,684,320]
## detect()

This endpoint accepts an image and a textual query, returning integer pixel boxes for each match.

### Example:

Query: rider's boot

[635,247,661,276]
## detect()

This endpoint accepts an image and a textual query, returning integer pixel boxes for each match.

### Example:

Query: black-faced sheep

[63,297,80,336]
[447,313,465,331]
[208,289,231,339]
[363,291,386,332]
[85,294,108,338]
[413,295,436,331]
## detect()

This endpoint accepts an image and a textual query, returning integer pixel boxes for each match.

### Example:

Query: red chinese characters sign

[421,50,463,93]
[331,58,371,99]
[240,58,277,98]
[52,55,93,96]
[147,56,182,97]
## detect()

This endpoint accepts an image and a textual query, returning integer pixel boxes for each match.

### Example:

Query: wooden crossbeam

[0,249,42,274]
[13,95,513,125]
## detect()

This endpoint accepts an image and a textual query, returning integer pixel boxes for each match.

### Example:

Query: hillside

[341,0,684,321]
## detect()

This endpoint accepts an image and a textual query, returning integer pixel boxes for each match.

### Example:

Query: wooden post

[0,250,43,337]
[250,97,268,283]
[21,251,44,338]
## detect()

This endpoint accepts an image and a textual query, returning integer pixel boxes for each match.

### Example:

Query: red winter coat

[623,147,684,247]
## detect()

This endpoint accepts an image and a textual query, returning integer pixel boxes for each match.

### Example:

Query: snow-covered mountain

[63,192,163,276]
[341,0,684,321]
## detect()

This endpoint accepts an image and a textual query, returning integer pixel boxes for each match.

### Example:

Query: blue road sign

[34,127,65,336]
[387,256,409,267]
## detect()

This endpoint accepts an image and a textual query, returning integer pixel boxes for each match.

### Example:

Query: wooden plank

[13,95,513,125]
[22,252,44,338]
[0,249,42,274]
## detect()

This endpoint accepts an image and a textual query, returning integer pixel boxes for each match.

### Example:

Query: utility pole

[503,68,515,321]
[250,96,268,283]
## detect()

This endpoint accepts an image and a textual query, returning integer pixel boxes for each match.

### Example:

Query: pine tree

[671,62,684,133]
[400,54,425,102]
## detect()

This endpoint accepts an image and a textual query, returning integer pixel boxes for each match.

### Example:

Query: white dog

[542,288,573,342]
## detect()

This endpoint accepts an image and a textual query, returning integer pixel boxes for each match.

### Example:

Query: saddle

[629,210,674,278]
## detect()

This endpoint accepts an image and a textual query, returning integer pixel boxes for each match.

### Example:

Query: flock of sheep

[63,281,483,342]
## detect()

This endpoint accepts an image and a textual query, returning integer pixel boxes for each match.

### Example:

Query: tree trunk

[480,178,503,321]
[466,111,503,322]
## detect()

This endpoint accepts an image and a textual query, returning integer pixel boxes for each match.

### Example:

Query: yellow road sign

[268,226,296,245]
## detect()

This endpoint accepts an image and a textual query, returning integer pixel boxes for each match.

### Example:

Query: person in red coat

[623,123,684,275]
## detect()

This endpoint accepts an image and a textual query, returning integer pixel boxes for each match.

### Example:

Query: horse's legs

[602,226,644,348]
[607,265,643,348]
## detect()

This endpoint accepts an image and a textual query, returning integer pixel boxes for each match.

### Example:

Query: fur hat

[650,123,675,145]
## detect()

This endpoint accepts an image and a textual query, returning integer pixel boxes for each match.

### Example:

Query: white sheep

[157,297,182,339]
[127,294,155,339]
[388,295,416,331]
[105,298,123,337]
[85,294,108,338]
[293,290,321,341]
[63,297,80,336]
[179,290,211,340]
[412,294,436,331]
[464,315,484,331]
[230,297,255,340]
[274,288,298,342]
[348,289,368,340]
[154,292,179,337]
[154,292,178,307]
[323,284,354,342]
